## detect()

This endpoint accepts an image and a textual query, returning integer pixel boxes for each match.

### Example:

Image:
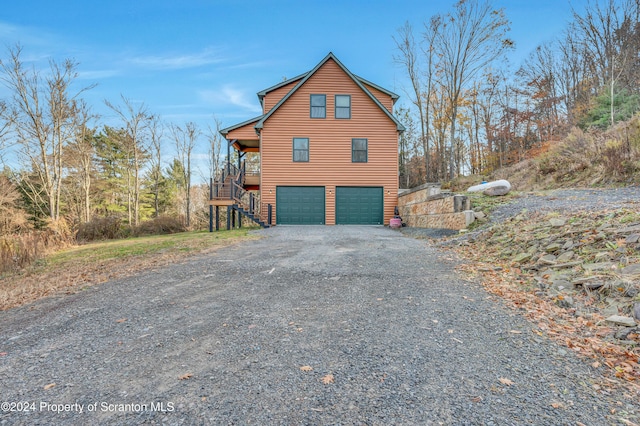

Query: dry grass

[0,229,257,310]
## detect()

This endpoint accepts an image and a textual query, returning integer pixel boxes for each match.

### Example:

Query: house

[211,52,404,228]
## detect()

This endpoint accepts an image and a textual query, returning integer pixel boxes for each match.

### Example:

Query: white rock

[474,211,486,220]
[605,315,637,327]
[484,186,511,196]
[467,179,511,195]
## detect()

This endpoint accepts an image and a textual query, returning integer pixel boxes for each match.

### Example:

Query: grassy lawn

[46,229,253,266]
[1,229,258,310]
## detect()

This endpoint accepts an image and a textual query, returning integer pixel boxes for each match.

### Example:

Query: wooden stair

[211,171,270,228]
[232,203,270,228]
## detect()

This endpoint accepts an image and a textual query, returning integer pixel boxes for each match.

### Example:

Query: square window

[293,138,309,162]
[310,95,326,118]
[352,138,367,162]
[335,95,351,119]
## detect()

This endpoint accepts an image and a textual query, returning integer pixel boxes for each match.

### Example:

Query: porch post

[227,140,231,176]
[209,177,213,232]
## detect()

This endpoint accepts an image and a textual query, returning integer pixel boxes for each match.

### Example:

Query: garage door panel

[276,186,325,225]
[336,187,383,225]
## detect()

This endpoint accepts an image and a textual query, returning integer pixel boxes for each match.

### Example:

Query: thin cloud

[0,21,61,50]
[130,48,226,70]
[199,85,262,114]
[77,69,121,80]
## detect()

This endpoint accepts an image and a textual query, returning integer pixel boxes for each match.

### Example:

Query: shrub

[0,233,45,274]
[598,114,640,179]
[536,127,597,178]
[0,176,29,234]
[134,215,186,236]
[601,139,627,177]
[76,216,124,241]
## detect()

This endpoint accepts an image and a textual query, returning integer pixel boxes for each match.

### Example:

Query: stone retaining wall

[398,183,474,230]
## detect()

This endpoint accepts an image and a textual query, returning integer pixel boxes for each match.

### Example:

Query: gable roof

[255,52,405,132]
[219,115,262,136]
[355,74,400,103]
[256,73,306,107]
[256,71,400,106]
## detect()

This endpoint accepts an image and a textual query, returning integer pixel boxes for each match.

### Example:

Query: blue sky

[1,0,586,175]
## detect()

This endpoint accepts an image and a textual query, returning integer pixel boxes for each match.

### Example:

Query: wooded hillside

[395,0,640,188]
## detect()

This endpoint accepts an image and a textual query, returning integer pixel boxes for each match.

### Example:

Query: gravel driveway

[1,225,637,425]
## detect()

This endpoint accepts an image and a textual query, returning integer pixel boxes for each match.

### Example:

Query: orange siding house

[217,52,404,226]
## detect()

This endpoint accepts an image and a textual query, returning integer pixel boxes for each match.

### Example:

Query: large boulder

[467,179,511,196]
[482,185,510,196]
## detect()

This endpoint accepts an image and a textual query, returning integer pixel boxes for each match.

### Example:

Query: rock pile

[471,208,640,335]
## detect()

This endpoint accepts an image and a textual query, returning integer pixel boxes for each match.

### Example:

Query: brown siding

[225,120,259,141]
[260,58,399,225]
[362,83,394,112]
[263,81,299,113]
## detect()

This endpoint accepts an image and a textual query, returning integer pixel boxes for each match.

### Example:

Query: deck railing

[211,160,271,227]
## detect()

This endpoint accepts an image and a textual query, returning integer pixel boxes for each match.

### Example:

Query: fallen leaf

[300,365,313,372]
[179,373,193,380]
[498,377,514,386]
[116,318,127,323]
[321,374,335,384]
[44,383,56,390]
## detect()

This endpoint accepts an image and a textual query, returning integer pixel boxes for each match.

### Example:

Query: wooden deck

[209,199,235,206]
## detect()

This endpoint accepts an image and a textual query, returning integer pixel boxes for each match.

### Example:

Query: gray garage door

[335,186,383,225]
[276,186,325,225]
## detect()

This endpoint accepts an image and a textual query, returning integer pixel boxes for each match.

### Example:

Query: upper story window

[335,95,351,119]
[352,138,367,163]
[293,138,309,162]
[310,94,326,118]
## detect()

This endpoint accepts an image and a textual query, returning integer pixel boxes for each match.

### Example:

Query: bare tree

[148,115,164,218]
[65,101,96,223]
[0,45,94,221]
[517,44,563,141]
[394,22,429,182]
[430,0,512,179]
[206,116,224,182]
[0,101,11,165]
[171,122,200,228]
[105,95,152,226]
